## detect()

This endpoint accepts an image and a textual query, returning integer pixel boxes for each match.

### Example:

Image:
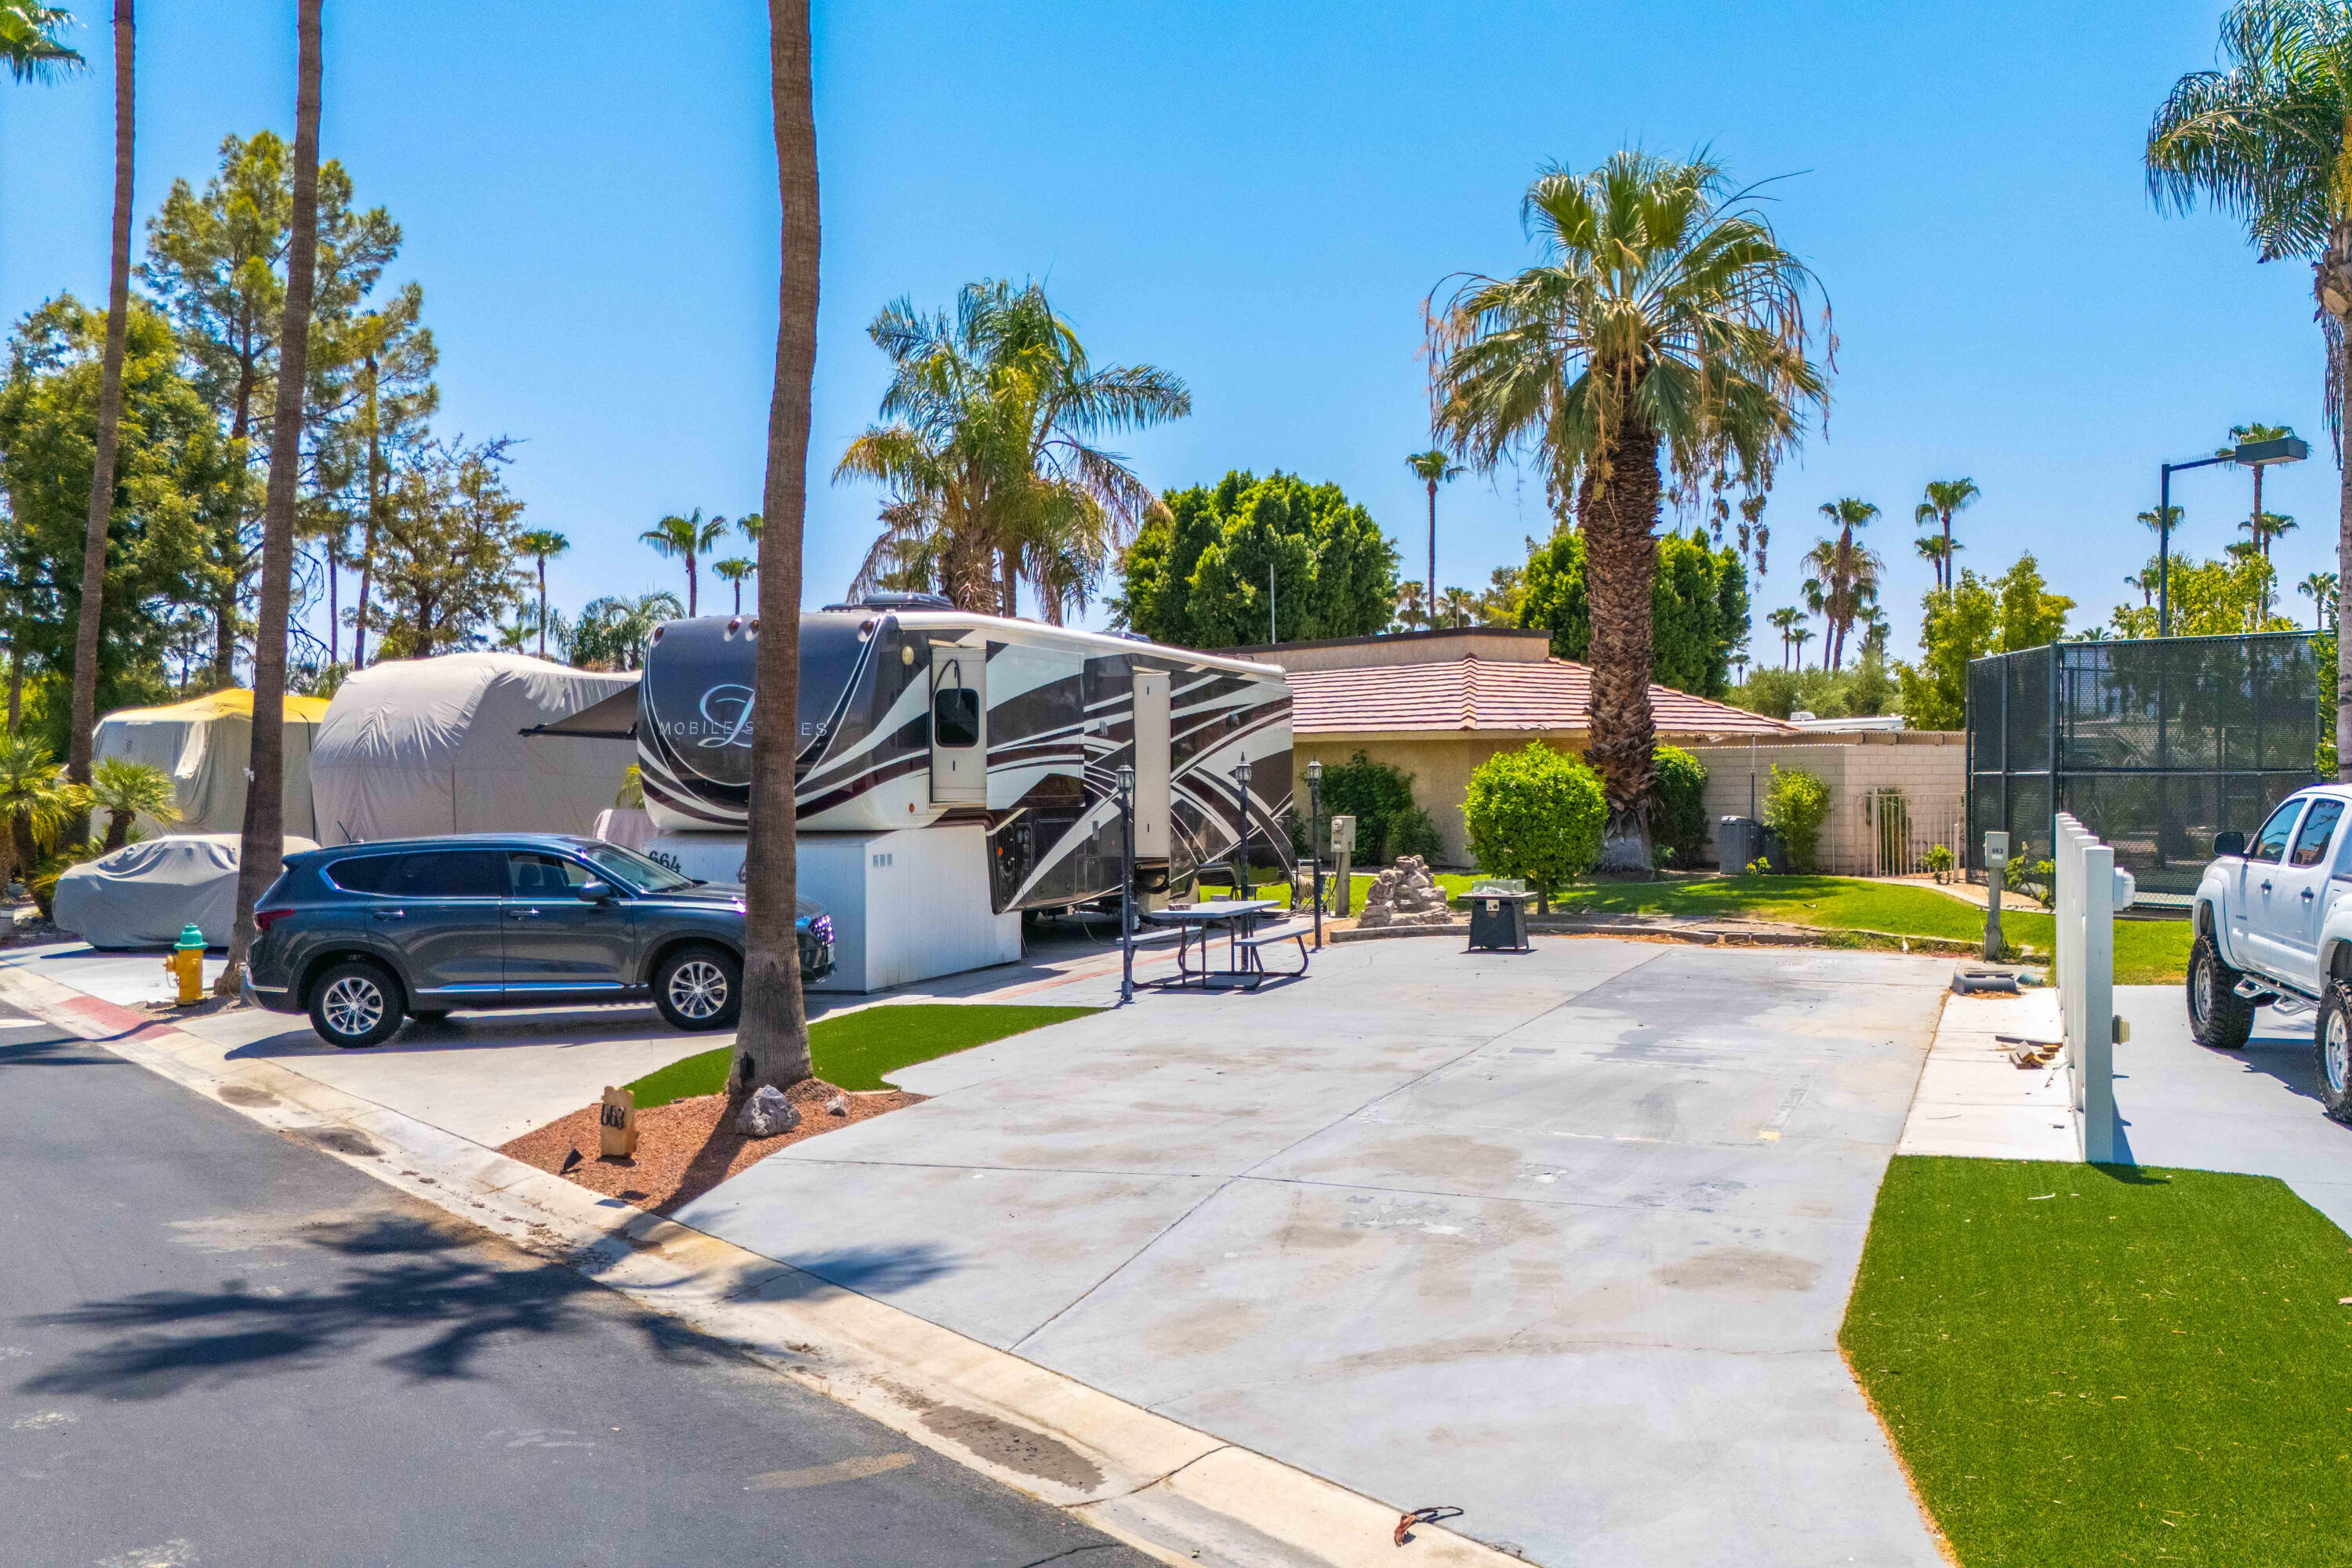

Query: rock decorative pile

[736,1083,802,1138]
[1356,855,1457,929]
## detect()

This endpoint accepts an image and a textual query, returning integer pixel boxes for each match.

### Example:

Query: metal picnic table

[1136,898,1308,990]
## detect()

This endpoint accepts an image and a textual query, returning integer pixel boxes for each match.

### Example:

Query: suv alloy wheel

[653,943,742,1032]
[307,959,406,1048]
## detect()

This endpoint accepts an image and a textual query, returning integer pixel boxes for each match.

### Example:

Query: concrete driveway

[2113,985,2352,1232]
[676,938,1951,1567]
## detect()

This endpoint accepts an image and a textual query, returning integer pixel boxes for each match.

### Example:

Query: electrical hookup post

[2053,812,2133,1164]
[1981,831,2008,960]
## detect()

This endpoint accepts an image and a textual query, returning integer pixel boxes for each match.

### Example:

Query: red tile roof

[1285,656,1795,739]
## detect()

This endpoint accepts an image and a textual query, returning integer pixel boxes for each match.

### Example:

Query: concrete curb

[0,963,1528,1568]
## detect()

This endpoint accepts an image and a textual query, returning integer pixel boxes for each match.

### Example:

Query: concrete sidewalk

[677,938,1951,1567]
[1898,985,2076,1162]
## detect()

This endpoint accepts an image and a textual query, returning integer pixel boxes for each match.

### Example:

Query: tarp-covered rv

[311,653,636,843]
[93,689,329,838]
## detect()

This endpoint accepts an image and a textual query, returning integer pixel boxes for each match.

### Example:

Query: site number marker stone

[599,1085,638,1159]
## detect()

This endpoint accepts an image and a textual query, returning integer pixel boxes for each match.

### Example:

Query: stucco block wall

[1294,735,1542,867]
[1687,735,1967,873]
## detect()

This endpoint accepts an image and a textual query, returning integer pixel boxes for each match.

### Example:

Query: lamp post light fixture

[1231,757,1253,901]
[2157,435,2310,637]
[1116,762,1137,1004]
[1305,758,1324,949]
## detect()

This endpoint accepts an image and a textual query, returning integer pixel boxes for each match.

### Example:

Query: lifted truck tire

[2318,982,2352,1125]
[2187,933,2256,1051]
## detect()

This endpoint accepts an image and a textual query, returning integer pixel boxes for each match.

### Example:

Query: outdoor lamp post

[1116,762,1136,1004]
[1231,757,1253,900]
[2157,435,2309,636]
[1305,758,1324,949]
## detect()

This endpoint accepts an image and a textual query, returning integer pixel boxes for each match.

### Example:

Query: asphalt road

[0,998,1152,1568]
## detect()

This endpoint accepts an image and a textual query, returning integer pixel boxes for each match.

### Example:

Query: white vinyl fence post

[2055,811,2119,1163]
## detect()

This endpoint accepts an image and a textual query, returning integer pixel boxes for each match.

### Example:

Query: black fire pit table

[1461,884,1535,953]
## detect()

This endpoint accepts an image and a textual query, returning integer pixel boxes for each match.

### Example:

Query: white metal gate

[1852,789,1967,878]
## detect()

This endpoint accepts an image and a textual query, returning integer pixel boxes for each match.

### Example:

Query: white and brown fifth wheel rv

[628,608,1294,914]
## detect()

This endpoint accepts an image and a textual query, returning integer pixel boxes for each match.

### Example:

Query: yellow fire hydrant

[165,923,206,1006]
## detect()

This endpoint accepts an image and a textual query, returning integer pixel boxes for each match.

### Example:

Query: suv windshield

[577,842,698,893]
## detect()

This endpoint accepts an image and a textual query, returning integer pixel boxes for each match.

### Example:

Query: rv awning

[520,684,639,739]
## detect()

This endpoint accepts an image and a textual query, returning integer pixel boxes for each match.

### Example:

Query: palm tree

[222,0,320,995]
[1393,579,1429,631]
[1806,497,1882,668]
[0,735,81,885]
[1914,532,1962,591]
[713,557,757,614]
[1738,493,1770,580]
[735,0,820,1098]
[1430,151,1828,871]
[1913,478,1978,597]
[64,0,131,838]
[516,528,568,657]
[2302,568,2340,627]
[2222,421,2296,534]
[1766,605,1802,669]
[2125,568,2157,608]
[641,509,727,617]
[2149,4,2352,774]
[0,0,80,80]
[1405,449,1464,625]
[88,754,176,850]
[2244,507,2299,558]
[2138,504,2184,537]
[837,280,1189,619]
[1437,585,1477,627]
[1788,622,1816,671]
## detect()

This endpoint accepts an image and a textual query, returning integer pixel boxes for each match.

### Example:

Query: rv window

[934,686,981,748]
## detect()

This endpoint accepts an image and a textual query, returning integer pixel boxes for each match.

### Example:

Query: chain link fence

[1965,632,2319,904]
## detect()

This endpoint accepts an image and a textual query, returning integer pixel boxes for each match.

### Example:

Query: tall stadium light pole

[2158,435,2309,637]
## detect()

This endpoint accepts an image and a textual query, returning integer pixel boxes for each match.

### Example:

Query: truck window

[2252,799,2306,864]
[2292,799,2344,867]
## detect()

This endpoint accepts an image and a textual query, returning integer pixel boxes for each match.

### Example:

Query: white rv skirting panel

[641,826,1022,993]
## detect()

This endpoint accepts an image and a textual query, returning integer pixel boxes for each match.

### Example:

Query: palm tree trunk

[1581,419,1662,876]
[735,0,818,1094]
[1427,479,1437,627]
[221,0,321,993]
[686,550,698,619]
[1000,546,1017,619]
[67,0,133,840]
[535,557,549,658]
[1940,512,1952,592]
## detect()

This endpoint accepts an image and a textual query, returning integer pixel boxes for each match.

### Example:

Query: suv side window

[2292,799,2344,868]
[325,855,403,894]
[2252,799,2307,865]
[507,851,595,897]
[392,850,506,898]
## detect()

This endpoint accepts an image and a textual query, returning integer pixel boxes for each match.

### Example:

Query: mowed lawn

[626,1003,1098,1105]
[1842,1156,2352,1567]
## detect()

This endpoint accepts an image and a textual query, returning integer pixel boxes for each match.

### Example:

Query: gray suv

[243,834,836,1048]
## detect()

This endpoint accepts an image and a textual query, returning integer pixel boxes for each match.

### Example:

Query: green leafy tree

[1995,554,2073,649]
[1518,527,1749,697]
[88,753,176,849]
[1461,742,1606,908]
[1314,750,1427,865]
[0,297,216,758]
[1761,763,1830,873]
[359,440,527,659]
[2111,550,2294,637]
[1896,555,2073,728]
[1115,470,1399,647]
[1429,151,1828,871]
[2147,2,2352,777]
[1478,562,1525,624]
[563,590,683,671]
[837,278,1189,622]
[0,0,80,82]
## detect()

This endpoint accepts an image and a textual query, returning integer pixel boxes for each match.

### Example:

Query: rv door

[1132,669,1170,859]
[929,645,987,804]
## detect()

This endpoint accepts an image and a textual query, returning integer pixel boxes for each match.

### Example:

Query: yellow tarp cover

[93,687,326,837]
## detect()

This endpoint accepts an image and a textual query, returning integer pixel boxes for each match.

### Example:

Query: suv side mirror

[577,878,615,902]
[2213,831,2247,858]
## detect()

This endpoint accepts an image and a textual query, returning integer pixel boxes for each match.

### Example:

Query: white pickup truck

[2190,782,2352,1123]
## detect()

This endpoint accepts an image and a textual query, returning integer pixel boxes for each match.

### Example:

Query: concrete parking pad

[675,938,1950,1567]
[2112,985,2352,1232]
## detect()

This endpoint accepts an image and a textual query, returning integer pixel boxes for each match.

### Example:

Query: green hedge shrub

[1462,742,1605,906]
[1652,745,1709,867]
[1762,764,1831,873]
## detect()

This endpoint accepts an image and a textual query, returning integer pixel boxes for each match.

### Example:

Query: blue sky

[3,0,2343,661]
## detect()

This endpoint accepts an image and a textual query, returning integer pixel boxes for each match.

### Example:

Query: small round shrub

[1761,764,1831,873]
[1651,745,1709,868]
[1389,804,1447,865]
[1462,742,1606,903]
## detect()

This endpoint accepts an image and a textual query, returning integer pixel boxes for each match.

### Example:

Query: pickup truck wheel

[2318,984,2352,1125]
[2187,934,2256,1051]
[653,944,742,1032]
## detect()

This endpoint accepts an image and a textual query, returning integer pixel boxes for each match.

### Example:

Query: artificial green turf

[624,1003,1098,1105]
[1841,1156,2352,1566]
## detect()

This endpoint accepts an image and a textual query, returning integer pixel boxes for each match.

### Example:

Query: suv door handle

[508,908,540,920]
[371,909,405,920]
[2261,880,2274,893]
[2303,888,2316,901]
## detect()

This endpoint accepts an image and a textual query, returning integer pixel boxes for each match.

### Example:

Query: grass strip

[625,1003,1098,1106]
[1841,1156,2352,1566]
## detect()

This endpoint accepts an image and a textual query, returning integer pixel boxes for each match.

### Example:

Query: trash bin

[1715,816,1762,873]
[1465,887,1534,953]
